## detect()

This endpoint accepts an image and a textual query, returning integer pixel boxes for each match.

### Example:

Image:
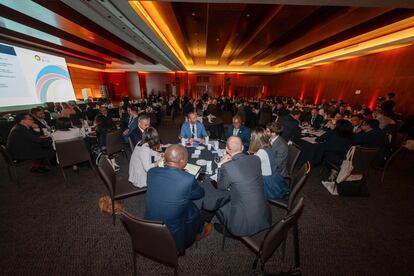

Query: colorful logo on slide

[35,65,71,102]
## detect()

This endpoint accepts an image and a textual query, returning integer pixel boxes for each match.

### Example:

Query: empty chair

[120,211,179,276]
[240,198,304,274]
[55,138,95,182]
[106,129,128,161]
[97,156,146,225]
[286,143,302,186]
[0,145,32,186]
[268,162,310,270]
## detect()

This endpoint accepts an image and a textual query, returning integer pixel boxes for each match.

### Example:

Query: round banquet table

[203,118,224,139]
[186,141,230,211]
[296,135,325,167]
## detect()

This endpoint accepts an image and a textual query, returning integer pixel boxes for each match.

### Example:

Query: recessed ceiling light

[192,12,196,16]
[216,38,220,41]
[246,14,250,17]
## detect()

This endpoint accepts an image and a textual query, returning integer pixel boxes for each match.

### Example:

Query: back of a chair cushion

[288,162,310,210]
[97,156,116,196]
[55,138,90,167]
[121,212,178,268]
[287,144,302,176]
[106,130,123,156]
[261,198,304,264]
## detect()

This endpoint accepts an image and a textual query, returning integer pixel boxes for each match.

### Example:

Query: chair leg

[221,227,227,251]
[11,167,20,186]
[112,199,116,225]
[89,160,98,177]
[252,256,259,270]
[133,252,137,276]
[6,165,13,182]
[293,222,301,268]
[174,266,178,276]
[60,166,67,182]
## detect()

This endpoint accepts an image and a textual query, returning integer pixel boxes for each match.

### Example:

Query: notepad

[184,163,201,176]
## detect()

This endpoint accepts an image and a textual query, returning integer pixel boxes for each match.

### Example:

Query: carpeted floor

[0,116,413,275]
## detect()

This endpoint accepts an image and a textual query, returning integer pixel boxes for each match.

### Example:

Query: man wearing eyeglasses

[6,113,54,173]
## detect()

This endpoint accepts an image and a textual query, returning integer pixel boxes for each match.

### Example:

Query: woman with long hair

[129,127,163,188]
[249,127,289,199]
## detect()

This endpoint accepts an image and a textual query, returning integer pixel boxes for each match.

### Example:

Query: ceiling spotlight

[192,12,196,16]
[216,38,220,41]
[246,13,250,17]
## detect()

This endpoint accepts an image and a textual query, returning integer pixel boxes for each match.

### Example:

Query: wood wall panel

[267,44,414,116]
[68,66,103,99]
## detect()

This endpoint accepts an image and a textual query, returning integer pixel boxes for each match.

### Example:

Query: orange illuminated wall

[68,66,104,99]
[267,44,414,116]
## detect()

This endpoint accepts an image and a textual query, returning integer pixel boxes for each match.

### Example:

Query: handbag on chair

[98,196,124,215]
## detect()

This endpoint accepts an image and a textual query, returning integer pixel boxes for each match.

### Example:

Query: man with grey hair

[130,114,150,146]
[215,136,271,236]
[145,144,212,253]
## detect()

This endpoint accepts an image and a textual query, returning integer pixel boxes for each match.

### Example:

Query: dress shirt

[233,128,239,136]
[270,135,279,145]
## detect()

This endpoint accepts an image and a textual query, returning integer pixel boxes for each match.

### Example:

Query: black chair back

[97,156,116,197]
[287,143,302,177]
[128,137,135,153]
[55,138,91,168]
[352,146,379,176]
[0,145,13,165]
[288,162,310,210]
[106,129,124,156]
[260,198,304,265]
[120,212,178,269]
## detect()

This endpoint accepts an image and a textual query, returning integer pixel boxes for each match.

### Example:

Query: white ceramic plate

[196,146,205,150]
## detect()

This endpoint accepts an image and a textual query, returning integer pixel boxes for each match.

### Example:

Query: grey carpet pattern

[0,116,413,275]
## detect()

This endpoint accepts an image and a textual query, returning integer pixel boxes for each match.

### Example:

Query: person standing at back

[216,136,271,236]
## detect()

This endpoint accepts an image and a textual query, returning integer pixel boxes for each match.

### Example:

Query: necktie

[311,117,315,126]
[191,125,195,138]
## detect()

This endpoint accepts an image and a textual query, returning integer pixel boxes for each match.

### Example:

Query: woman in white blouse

[51,117,84,149]
[129,127,162,188]
[248,127,289,199]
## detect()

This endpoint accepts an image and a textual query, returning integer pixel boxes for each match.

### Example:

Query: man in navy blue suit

[145,144,212,252]
[180,112,208,143]
[225,115,251,151]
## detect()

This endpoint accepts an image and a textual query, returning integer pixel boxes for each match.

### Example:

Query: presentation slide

[0,42,76,107]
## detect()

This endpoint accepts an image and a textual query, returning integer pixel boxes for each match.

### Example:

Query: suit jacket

[180,121,208,139]
[145,166,204,251]
[6,124,52,160]
[129,127,144,147]
[304,114,324,129]
[218,153,271,236]
[225,125,251,151]
[124,117,138,137]
[353,128,388,149]
[271,136,289,177]
[279,115,302,144]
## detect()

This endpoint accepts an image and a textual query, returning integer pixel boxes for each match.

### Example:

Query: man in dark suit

[6,114,54,173]
[278,109,302,144]
[129,114,150,146]
[30,107,51,131]
[304,108,324,129]
[145,144,212,252]
[266,122,289,177]
[122,106,139,143]
[225,115,251,151]
[216,136,271,236]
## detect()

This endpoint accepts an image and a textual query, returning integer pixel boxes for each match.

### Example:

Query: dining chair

[55,138,96,183]
[0,145,32,186]
[120,211,179,276]
[106,129,129,161]
[97,156,146,225]
[286,143,302,186]
[240,198,304,275]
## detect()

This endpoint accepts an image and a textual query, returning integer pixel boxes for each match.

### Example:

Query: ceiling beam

[0,3,136,64]
[33,0,156,65]
[248,6,353,65]
[155,0,414,8]
[270,8,414,66]
[0,27,109,65]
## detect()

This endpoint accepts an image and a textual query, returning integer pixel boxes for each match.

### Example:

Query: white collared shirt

[270,135,279,145]
[233,128,239,136]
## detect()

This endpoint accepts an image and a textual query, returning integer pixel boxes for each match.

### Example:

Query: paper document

[301,136,317,144]
[185,163,201,176]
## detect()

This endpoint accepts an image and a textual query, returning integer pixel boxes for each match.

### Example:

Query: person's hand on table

[188,138,194,145]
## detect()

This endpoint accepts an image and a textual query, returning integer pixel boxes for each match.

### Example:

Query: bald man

[217,136,271,236]
[145,144,212,253]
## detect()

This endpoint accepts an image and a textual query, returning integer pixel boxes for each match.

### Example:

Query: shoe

[196,223,213,241]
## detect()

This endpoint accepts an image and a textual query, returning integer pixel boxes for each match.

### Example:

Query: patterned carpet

[0,116,413,275]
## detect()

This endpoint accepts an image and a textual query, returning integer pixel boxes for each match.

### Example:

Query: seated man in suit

[129,114,150,146]
[225,115,250,151]
[6,113,54,173]
[265,122,288,177]
[145,144,212,253]
[99,105,113,119]
[216,136,271,236]
[122,106,139,143]
[278,109,302,144]
[31,107,51,132]
[180,112,208,143]
[350,114,364,133]
[304,108,324,129]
